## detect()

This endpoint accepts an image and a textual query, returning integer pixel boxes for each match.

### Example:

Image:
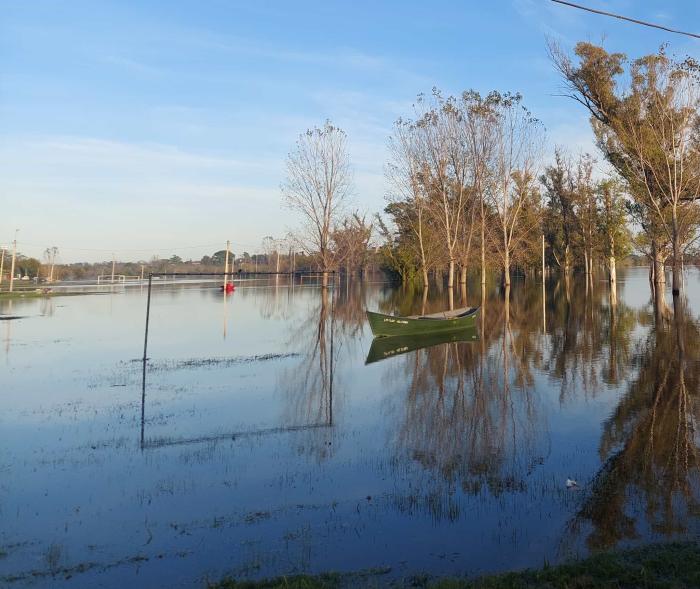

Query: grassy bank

[209,542,700,588]
[0,290,96,300]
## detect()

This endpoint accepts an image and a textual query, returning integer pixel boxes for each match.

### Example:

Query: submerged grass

[209,542,700,588]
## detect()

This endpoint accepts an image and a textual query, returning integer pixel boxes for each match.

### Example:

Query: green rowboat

[365,327,478,364]
[366,306,479,337]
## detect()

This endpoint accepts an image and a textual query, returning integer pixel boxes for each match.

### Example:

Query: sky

[2,0,700,263]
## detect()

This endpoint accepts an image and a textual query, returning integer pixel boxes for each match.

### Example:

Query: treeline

[377,42,700,297]
[281,42,700,296]
[50,247,383,282]
[380,119,633,288]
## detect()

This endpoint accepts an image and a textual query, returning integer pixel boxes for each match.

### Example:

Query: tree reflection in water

[385,280,550,521]
[569,291,700,550]
[279,287,333,459]
[280,272,700,547]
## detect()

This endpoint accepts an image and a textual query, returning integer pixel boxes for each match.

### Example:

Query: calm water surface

[2,268,700,587]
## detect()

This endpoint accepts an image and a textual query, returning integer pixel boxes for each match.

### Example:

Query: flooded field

[2,268,700,588]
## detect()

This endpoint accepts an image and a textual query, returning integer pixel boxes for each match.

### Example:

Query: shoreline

[209,542,700,588]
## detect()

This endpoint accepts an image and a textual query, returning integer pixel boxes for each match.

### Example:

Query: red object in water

[221,283,235,293]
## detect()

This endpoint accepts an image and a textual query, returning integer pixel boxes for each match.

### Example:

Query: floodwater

[1,268,700,588]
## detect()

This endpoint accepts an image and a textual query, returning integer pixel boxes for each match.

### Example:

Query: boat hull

[366,307,479,337]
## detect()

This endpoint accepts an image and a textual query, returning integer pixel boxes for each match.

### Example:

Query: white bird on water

[566,478,578,489]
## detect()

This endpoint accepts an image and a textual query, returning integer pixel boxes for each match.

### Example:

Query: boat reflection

[365,327,478,364]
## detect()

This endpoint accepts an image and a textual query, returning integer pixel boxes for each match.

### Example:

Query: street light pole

[9,230,18,293]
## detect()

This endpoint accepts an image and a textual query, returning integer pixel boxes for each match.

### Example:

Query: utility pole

[141,265,145,281]
[111,253,116,283]
[48,247,57,283]
[223,240,230,287]
[542,234,545,285]
[9,230,18,293]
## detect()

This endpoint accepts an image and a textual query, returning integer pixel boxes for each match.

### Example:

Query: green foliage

[375,210,421,282]
[211,250,230,265]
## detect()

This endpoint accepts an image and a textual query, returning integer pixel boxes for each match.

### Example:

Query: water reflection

[570,292,700,549]
[384,282,548,521]
[365,328,478,364]
[3,269,700,587]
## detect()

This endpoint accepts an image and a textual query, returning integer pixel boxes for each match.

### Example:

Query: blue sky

[2,0,700,262]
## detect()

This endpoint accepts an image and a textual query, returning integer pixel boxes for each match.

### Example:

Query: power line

[12,241,262,253]
[550,0,700,40]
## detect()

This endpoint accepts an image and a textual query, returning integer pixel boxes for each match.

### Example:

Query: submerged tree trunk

[322,271,329,289]
[459,265,467,286]
[608,256,616,285]
[448,259,455,290]
[480,200,486,286]
[417,207,429,289]
[503,250,510,287]
[652,239,665,286]
[671,215,681,296]
[421,267,429,290]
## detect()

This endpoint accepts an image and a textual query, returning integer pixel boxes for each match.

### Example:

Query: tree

[488,93,544,287]
[283,121,352,288]
[413,90,473,289]
[551,42,700,296]
[541,149,578,272]
[461,90,499,288]
[332,213,372,277]
[211,249,232,265]
[598,179,631,288]
[386,117,434,288]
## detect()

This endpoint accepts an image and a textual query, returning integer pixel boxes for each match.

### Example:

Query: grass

[209,542,700,588]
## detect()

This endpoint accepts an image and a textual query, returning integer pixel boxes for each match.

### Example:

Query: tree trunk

[459,265,467,285]
[417,207,429,290]
[608,256,616,285]
[671,215,681,296]
[448,259,455,289]
[503,250,510,287]
[564,245,571,274]
[652,239,665,286]
[322,271,329,289]
[480,199,486,286]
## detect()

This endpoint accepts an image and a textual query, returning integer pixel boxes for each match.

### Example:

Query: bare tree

[332,212,373,277]
[462,91,498,288]
[414,90,472,290]
[489,93,544,287]
[283,121,352,288]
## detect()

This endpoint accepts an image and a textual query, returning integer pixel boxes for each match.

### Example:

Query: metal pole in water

[329,271,334,427]
[140,356,147,450]
[143,273,153,362]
